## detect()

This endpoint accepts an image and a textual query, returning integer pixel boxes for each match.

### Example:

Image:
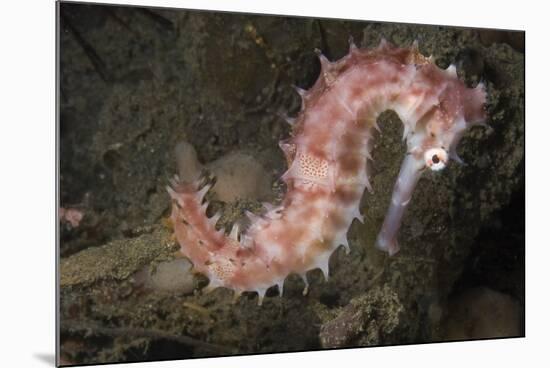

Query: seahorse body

[167,39,487,304]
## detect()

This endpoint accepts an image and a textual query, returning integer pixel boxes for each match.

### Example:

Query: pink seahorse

[166,39,487,305]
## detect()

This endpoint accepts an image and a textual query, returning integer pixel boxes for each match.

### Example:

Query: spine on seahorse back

[167,39,487,304]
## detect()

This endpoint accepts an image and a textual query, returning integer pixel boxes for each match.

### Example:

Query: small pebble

[144,258,195,294]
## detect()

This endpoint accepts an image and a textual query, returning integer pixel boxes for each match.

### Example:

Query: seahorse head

[377,61,487,255]
[404,63,487,172]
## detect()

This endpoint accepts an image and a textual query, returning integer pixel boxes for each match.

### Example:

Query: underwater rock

[138,258,195,294]
[207,151,272,202]
[60,227,174,287]
[175,141,203,183]
[319,285,404,348]
[175,140,271,203]
[441,287,522,340]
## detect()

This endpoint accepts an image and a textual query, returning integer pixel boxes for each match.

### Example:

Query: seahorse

[166,38,487,305]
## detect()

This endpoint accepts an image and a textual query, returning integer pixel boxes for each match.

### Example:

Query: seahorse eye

[424,147,448,171]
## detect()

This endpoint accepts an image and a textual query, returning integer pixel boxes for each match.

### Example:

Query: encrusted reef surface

[59,3,524,365]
